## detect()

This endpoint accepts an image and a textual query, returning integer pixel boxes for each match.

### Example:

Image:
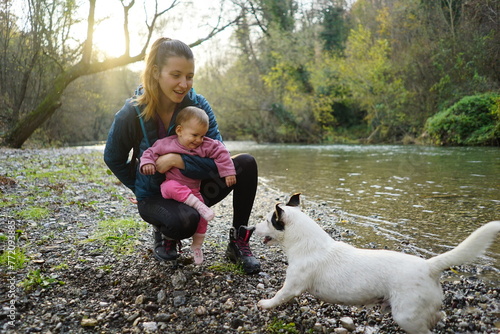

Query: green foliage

[4,0,495,146]
[430,50,495,109]
[52,263,69,271]
[425,93,500,145]
[258,28,320,143]
[16,207,50,220]
[260,0,298,32]
[320,4,348,52]
[337,24,411,140]
[208,262,246,275]
[266,318,300,333]
[0,247,28,270]
[19,269,65,292]
[87,218,148,255]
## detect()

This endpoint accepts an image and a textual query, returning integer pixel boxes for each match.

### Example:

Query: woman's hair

[176,106,209,128]
[134,38,194,120]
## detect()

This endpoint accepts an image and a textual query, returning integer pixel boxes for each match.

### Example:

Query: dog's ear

[271,204,285,231]
[286,193,301,207]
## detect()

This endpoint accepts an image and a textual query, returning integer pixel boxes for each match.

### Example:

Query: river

[225,142,500,282]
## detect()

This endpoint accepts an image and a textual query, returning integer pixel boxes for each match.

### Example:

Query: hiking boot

[226,226,261,274]
[153,229,180,261]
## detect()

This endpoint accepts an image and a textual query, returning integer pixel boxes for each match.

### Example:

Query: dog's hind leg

[391,300,441,334]
[391,293,441,333]
[391,310,432,334]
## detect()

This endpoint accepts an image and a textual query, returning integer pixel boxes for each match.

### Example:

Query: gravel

[0,147,498,333]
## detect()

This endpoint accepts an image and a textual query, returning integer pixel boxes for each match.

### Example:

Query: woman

[103,37,260,274]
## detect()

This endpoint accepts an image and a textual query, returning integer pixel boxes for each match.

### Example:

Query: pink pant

[161,179,207,234]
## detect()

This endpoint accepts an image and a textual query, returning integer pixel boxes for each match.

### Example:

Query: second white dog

[254,193,500,334]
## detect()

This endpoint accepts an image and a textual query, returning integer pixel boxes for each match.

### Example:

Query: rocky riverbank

[0,148,498,333]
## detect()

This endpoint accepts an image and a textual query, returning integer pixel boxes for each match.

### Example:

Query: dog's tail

[427,221,500,277]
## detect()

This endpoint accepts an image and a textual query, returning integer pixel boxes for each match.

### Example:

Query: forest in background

[196,0,499,145]
[1,0,499,147]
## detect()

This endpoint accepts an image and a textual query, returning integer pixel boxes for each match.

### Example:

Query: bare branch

[189,14,242,48]
[81,0,96,64]
[232,0,268,36]
[138,0,181,56]
[120,0,135,56]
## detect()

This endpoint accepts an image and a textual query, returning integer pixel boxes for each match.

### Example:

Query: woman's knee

[138,197,199,240]
[233,153,257,176]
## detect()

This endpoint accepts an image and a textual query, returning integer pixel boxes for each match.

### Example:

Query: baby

[140,106,236,264]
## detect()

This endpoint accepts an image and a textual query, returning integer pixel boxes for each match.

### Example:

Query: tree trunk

[3,74,69,148]
[3,56,140,148]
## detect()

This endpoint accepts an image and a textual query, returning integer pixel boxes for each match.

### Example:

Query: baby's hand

[141,163,156,175]
[225,175,237,187]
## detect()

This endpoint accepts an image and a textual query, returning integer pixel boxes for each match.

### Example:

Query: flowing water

[226,142,500,283]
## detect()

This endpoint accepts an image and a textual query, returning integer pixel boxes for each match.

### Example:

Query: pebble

[142,321,158,332]
[134,295,144,305]
[173,295,186,307]
[339,316,355,331]
[194,306,208,315]
[157,289,166,303]
[172,271,187,289]
[127,312,140,322]
[223,298,235,310]
[80,318,98,327]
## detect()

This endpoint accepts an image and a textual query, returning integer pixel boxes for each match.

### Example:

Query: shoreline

[0,148,498,333]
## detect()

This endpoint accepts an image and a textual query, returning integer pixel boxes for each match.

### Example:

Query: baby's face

[176,118,208,150]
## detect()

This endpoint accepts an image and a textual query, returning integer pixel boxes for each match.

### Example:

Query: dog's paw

[258,299,274,309]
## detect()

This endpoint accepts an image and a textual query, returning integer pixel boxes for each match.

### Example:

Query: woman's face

[156,56,195,107]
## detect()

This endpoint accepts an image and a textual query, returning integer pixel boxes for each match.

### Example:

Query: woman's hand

[155,153,185,173]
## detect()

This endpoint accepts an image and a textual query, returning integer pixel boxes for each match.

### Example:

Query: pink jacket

[139,136,235,189]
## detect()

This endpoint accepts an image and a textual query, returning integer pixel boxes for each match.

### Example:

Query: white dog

[254,193,500,334]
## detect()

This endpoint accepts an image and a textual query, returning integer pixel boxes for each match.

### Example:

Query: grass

[0,229,28,270]
[97,264,113,273]
[87,218,148,255]
[0,247,28,270]
[52,263,69,271]
[208,261,246,275]
[266,318,300,334]
[16,207,50,220]
[19,269,65,292]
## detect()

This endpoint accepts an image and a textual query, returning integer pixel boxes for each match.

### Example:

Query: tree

[41,68,139,145]
[197,0,499,145]
[0,0,239,148]
[245,0,297,34]
[319,2,348,52]
[337,24,411,141]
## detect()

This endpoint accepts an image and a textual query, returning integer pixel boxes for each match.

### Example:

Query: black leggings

[137,154,258,240]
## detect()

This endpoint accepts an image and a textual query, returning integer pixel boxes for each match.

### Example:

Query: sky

[80,0,235,67]
[11,0,235,69]
[13,0,355,70]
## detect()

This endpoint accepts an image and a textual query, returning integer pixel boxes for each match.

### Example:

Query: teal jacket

[104,88,222,200]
